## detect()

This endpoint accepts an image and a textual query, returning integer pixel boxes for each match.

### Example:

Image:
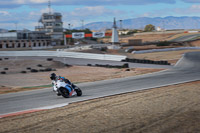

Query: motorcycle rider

[50,73,82,97]
[50,73,76,89]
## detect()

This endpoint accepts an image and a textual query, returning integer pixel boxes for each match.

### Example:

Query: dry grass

[189,40,200,47]
[101,32,200,44]
[120,33,175,43]
[101,33,176,43]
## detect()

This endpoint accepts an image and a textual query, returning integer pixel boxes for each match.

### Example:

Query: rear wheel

[59,87,70,98]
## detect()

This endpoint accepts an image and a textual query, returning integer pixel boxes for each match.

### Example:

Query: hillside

[83,16,200,30]
[0,29,8,32]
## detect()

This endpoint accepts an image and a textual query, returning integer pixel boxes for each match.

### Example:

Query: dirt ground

[120,33,175,43]
[1,81,200,133]
[0,58,162,94]
[101,33,176,43]
[189,40,200,47]
[101,32,200,44]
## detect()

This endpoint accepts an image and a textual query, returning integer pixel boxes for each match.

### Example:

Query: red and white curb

[0,103,69,118]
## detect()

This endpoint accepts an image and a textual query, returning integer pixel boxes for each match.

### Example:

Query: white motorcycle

[52,78,82,98]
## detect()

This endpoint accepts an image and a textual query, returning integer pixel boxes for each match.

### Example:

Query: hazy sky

[0,0,199,30]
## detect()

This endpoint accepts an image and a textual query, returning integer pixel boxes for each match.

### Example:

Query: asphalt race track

[0,52,200,117]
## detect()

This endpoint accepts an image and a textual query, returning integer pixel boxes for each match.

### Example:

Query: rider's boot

[71,89,77,96]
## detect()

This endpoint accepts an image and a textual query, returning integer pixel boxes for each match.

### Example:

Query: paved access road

[0,52,200,116]
[171,33,200,42]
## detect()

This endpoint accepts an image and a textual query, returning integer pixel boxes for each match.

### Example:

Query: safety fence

[122,58,170,65]
[132,47,200,54]
[0,51,126,61]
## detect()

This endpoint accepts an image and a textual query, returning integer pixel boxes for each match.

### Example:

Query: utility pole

[162,20,166,41]
[68,23,71,30]
[67,23,73,45]
[15,23,18,31]
[81,20,84,30]
[120,20,123,30]
[48,0,51,14]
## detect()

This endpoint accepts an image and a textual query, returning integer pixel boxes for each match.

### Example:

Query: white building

[35,12,63,45]
[156,26,165,32]
[0,1,64,49]
[0,31,51,49]
[118,30,130,35]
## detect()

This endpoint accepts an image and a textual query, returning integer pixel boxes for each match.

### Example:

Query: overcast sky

[0,0,199,30]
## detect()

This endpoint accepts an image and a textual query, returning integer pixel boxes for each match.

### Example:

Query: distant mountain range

[82,16,200,30]
[0,29,8,32]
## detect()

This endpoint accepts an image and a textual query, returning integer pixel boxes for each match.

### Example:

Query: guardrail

[132,47,200,54]
[0,51,126,61]
[32,46,53,50]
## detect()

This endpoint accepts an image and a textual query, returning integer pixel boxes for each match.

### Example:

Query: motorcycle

[52,77,82,98]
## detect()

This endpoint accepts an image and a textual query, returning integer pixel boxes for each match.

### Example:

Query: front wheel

[75,88,82,96]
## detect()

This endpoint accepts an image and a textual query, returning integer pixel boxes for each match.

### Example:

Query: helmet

[50,73,56,80]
